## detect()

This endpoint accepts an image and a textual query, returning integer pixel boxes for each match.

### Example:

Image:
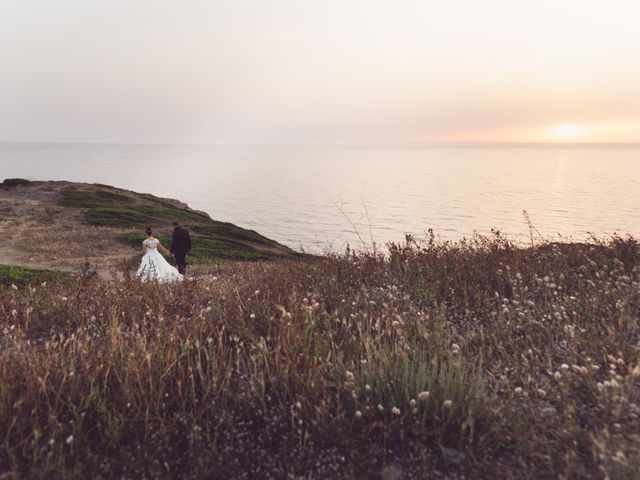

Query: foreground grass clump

[0,264,68,287]
[0,234,639,478]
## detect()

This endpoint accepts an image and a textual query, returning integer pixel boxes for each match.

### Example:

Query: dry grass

[0,233,639,479]
[9,222,134,268]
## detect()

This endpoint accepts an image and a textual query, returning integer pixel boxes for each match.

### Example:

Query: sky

[1,0,639,144]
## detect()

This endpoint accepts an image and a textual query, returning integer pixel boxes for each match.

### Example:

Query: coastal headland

[0,178,293,278]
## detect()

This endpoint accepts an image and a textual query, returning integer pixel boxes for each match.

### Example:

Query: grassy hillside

[0,233,638,478]
[57,185,288,261]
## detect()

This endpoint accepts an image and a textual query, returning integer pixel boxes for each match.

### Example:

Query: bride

[137,227,184,283]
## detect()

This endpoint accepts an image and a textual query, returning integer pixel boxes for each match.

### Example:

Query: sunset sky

[1,0,639,144]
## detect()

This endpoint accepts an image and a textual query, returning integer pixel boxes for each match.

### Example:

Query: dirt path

[0,182,135,275]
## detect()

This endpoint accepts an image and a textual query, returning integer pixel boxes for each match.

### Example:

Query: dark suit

[170,226,191,274]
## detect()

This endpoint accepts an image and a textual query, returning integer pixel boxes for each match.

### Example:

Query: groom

[170,221,192,275]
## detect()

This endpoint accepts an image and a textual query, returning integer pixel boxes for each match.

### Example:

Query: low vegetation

[0,233,638,478]
[0,264,68,287]
[118,232,270,262]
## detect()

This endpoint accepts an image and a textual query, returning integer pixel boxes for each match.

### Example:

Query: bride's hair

[146,227,153,236]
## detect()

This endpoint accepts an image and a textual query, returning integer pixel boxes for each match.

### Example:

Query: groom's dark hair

[172,221,179,227]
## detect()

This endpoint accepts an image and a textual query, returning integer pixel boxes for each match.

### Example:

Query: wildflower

[61,296,68,301]
[345,370,354,381]
[412,408,418,415]
[536,389,547,398]
[365,384,371,392]
[254,290,260,295]
[11,310,17,317]
[377,404,384,412]
[66,435,74,445]
[514,387,523,395]
[249,314,255,319]
[560,364,569,371]
[11,284,17,290]
[391,407,401,416]
[442,400,453,409]
[631,366,640,379]
[418,391,430,401]
[295,402,302,409]
[553,371,562,381]
[355,410,362,418]
[409,399,416,408]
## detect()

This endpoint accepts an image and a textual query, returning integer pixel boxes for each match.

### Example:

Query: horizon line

[1,140,640,147]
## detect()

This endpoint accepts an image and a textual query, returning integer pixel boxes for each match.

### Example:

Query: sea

[1,143,639,252]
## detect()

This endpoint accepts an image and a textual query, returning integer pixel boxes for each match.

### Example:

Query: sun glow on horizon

[551,123,584,141]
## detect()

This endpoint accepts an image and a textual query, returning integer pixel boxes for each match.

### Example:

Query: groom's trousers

[175,252,187,274]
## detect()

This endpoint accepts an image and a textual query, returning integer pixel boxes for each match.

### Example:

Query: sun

[551,123,583,140]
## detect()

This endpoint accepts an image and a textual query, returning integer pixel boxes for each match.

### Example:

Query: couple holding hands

[136,221,191,283]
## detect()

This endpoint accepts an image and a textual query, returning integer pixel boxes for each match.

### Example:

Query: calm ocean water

[1,143,639,251]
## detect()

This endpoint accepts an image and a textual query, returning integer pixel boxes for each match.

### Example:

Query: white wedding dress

[137,238,184,283]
